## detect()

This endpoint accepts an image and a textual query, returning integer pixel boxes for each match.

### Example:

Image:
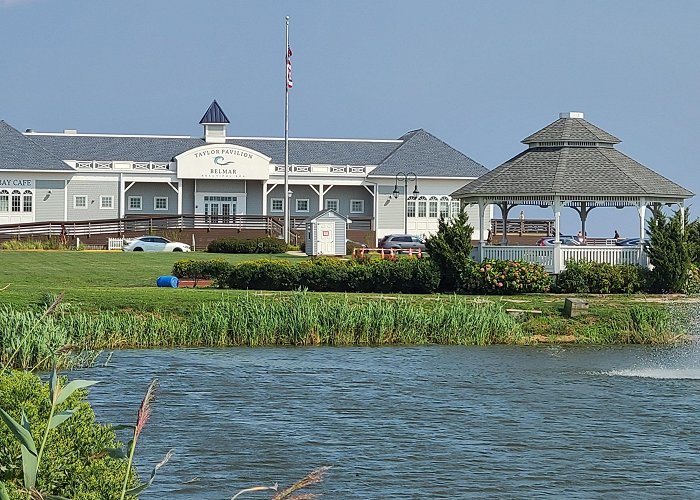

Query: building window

[11,190,21,212]
[439,197,450,218]
[451,200,461,218]
[296,199,309,212]
[350,199,364,213]
[417,197,427,218]
[325,199,339,212]
[429,196,438,218]
[0,190,9,212]
[23,190,32,212]
[100,196,114,209]
[128,196,142,210]
[270,198,283,212]
[154,197,168,210]
[407,197,416,218]
[74,195,87,209]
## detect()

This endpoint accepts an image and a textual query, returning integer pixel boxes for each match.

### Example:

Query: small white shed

[305,209,350,256]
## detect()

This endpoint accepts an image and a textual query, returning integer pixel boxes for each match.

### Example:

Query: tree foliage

[645,206,690,293]
[424,209,475,291]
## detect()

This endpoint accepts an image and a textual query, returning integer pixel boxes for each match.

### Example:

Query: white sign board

[175,145,271,180]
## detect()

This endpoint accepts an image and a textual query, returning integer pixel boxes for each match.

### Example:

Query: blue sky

[1,0,698,236]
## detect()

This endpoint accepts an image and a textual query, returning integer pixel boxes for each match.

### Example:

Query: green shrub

[172,258,230,281]
[425,209,476,291]
[646,206,691,293]
[207,237,288,254]
[1,238,70,251]
[0,370,137,499]
[556,260,649,294]
[216,256,441,294]
[467,259,552,294]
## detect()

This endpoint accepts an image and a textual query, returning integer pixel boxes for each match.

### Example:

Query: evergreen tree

[645,206,690,293]
[425,208,475,291]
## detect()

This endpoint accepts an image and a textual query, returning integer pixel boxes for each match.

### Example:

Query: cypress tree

[424,209,475,291]
[645,206,690,293]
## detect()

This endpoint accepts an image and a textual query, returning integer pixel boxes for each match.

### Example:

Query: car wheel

[134,247,144,251]
[173,248,183,252]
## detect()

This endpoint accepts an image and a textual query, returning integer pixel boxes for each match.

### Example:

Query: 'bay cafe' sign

[174,145,272,180]
[0,178,33,188]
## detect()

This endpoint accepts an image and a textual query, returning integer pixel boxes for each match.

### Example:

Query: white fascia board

[25,132,194,139]
[368,175,480,180]
[0,169,74,174]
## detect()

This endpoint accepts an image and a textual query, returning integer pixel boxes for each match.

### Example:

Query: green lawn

[0,250,307,311]
[0,250,690,347]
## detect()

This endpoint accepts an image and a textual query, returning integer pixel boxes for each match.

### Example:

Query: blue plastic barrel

[156,276,179,288]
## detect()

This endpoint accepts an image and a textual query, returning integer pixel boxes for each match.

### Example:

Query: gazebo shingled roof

[452,112,694,201]
[452,112,694,246]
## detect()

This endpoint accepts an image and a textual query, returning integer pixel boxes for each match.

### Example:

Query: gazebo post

[499,202,513,245]
[680,202,686,235]
[553,196,562,273]
[478,197,485,262]
[637,197,647,243]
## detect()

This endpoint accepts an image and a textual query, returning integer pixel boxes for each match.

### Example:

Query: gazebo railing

[480,244,647,274]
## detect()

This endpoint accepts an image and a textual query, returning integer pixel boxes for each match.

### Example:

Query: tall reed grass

[1,293,684,368]
[1,293,523,366]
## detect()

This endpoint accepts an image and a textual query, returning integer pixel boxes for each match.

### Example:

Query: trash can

[156,276,179,288]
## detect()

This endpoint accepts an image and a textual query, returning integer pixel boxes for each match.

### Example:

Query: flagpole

[284,16,290,244]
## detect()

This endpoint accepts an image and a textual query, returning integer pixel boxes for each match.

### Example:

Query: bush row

[207,237,288,254]
[555,260,650,294]
[172,256,556,295]
[463,259,553,294]
[174,256,441,293]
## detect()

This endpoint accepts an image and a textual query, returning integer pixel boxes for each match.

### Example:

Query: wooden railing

[491,219,555,236]
[0,215,297,242]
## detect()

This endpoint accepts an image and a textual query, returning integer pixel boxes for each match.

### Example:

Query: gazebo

[452,112,694,273]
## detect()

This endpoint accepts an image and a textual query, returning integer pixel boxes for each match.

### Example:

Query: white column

[63,179,68,221]
[552,196,562,274]
[262,181,268,215]
[177,181,182,215]
[680,202,685,234]
[553,196,561,243]
[119,173,125,219]
[638,198,647,242]
[478,198,485,262]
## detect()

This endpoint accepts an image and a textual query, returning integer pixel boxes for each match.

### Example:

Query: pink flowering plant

[466,259,552,294]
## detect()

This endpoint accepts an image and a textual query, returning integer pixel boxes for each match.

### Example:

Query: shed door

[317,222,335,255]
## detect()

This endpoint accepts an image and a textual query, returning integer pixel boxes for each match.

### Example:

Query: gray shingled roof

[452,146,694,199]
[0,121,73,171]
[367,129,487,178]
[28,135,206,162]
[6,123,482,178]
[522,117,621,144]
[228,138,400,166]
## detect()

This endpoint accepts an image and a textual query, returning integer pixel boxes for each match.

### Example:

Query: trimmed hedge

[207,237,288,254]
[555,260,650,294]
[172,258,230,281]
[174,256,441,294]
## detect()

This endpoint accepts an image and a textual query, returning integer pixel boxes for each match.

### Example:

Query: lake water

[75,344,700,499]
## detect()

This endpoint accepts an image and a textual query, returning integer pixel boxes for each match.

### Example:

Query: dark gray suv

[378,234,426,251]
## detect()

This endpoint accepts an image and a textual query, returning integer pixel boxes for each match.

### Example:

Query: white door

[317,222,335,255]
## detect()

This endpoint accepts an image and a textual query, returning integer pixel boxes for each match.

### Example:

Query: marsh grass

[1,293,524,366]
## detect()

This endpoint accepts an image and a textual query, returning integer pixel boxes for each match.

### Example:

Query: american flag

[286,47,293,89]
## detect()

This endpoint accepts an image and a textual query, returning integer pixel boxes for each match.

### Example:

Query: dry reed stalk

[271,466,332,500]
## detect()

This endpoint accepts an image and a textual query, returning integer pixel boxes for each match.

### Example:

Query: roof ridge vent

[559,111,585,119]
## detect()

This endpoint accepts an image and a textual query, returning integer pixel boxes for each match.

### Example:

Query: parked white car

[123,236,191,252]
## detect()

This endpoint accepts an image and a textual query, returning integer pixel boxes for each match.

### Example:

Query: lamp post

[392,171,419,234]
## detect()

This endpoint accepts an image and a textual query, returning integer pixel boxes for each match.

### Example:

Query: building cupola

[199,100,230,143]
